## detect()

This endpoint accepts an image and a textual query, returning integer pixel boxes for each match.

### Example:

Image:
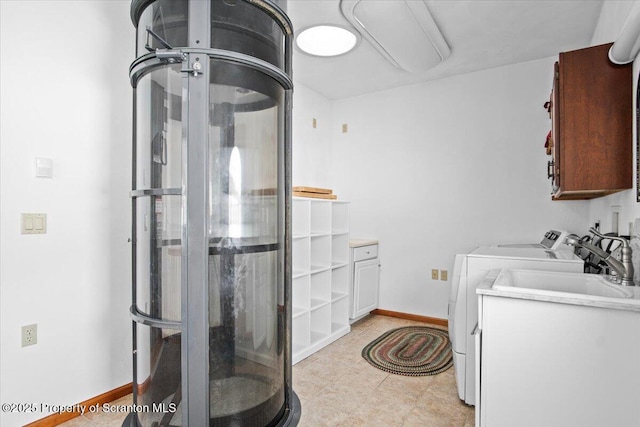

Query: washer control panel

[540,229,569,249]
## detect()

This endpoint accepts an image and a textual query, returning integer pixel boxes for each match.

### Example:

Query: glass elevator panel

[127,1,297,426]
[206,60,285,425]
[135,0,188,55]
[134,65,182,323]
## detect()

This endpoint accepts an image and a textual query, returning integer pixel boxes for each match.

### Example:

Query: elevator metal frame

[126,0,297,425]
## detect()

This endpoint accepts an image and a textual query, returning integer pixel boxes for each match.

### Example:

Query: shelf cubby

[292,198,310,237]
[310,235,331,270]
[293,312,310,349]
[292,236,310,277]
[293,275,310,314]
[331,265,349,297]
[331,296,349,326]
[310,269,331,305]
[291,197,351,365]
[310,304,331,339]
[331,202,350,234]
[331,233,349,267]
[310,200,331,235]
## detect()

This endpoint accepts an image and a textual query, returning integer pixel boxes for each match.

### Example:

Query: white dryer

[448,246,583,406]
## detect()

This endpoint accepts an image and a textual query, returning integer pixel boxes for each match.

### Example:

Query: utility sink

[492,269,634,299]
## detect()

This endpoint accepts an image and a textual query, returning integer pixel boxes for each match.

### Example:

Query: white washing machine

[448,244,583,406]
[493,229,572,250]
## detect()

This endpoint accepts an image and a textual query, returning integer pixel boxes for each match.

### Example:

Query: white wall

[326,58,591,318]
[0,2,134,425]
[287,1,640,320]
[588,1,640,235]
[292,81,333,187]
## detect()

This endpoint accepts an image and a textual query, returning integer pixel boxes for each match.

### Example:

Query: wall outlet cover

[21,324,37,347]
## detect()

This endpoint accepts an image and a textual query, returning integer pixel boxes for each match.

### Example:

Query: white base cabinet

[349,241,380,322]
[477,290,640,427]
[292,197,350,364]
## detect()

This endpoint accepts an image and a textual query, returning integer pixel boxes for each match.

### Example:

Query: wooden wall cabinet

[548,43,632,200]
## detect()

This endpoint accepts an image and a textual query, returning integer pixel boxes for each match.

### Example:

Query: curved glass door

[206,60,285,425]
[132,64,184,427]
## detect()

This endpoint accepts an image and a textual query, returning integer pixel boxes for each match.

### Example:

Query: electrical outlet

[431,269,439,280]
[21,324,37,347]
[441,270,448,281]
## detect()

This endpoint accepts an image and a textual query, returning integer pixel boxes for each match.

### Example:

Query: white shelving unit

[292,197,350,364]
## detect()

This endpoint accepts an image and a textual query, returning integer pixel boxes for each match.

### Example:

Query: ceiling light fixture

[296,25,359,57]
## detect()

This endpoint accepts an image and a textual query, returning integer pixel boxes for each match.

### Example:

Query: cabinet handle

[547,160,554,179]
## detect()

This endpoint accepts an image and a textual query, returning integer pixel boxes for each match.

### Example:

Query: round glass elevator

[125,1,298,425]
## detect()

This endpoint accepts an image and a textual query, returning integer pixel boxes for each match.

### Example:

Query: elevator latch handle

[180,60,202,77]
[145,27,173,51]
[156,50,186,63]
[145,26,186,64]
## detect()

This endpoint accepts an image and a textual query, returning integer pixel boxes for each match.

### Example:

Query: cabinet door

[474,321,482,427]
[552,43,632,199]
[551,61,560,193]
[353,258,379,318]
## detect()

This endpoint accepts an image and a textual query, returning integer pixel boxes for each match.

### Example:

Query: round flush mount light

[296,25,359,57]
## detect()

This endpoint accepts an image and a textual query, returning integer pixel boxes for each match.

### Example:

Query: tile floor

[59,314,473,426]
[293,315,473,427]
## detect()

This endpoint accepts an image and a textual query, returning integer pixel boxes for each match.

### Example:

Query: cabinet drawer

[353,245,378,262]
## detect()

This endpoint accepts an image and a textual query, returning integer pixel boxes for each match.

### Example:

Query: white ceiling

[287,0,605,100]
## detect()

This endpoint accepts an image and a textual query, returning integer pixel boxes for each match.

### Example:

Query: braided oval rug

[361,326,453,376]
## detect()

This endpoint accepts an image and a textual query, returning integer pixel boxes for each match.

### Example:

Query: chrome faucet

[565,228,635,286]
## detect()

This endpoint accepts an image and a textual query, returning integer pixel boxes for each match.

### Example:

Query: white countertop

[477,269,640,312]
[349,239,378,248]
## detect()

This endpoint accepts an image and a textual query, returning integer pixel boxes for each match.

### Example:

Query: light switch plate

[35,157,53,178]
[21,213,46,234]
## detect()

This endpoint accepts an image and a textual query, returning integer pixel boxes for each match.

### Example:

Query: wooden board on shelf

[248,188,277,196]
[293,191,337,200]
[292,186,333,194]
